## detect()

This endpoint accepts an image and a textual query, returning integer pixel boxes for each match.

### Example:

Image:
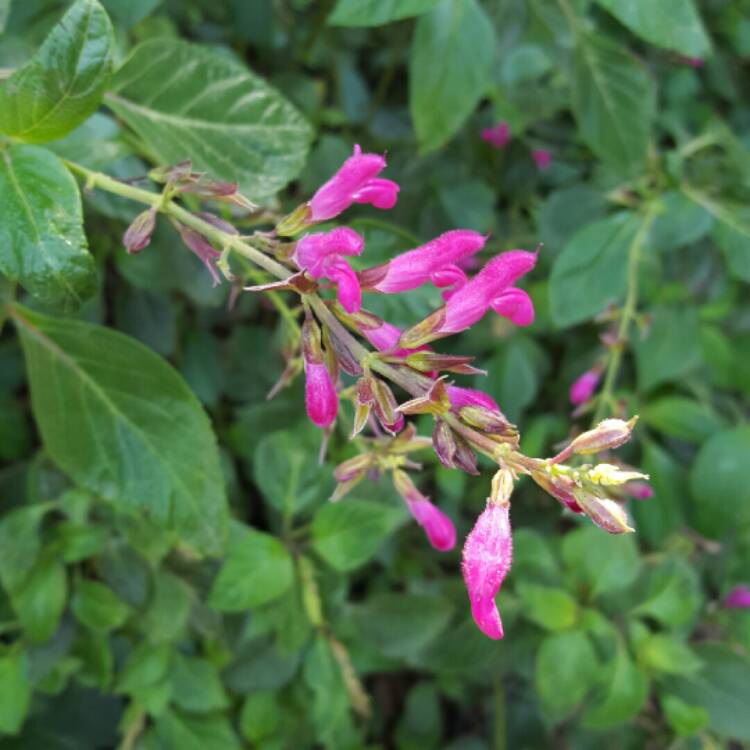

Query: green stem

[592,203,657,424]
[493,676,507,750]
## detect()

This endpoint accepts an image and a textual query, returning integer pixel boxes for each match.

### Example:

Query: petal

[470,596,504,639]
[353,177,400,210]
[329,260,362,313]
[304,361,338,428]
[569,369,600,405]
[407,498,456,551]
[490,288,535,327]
[445,386,500,412]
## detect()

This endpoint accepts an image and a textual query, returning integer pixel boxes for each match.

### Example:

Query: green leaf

[239,692,281,744]
[535,631,599,718]
[0,0,9,34]
[634,306,701,391]
[667,645,750,740]
[636,634,702,676]
[0,0,115,143]
[0,145,96,309]
[72,579,130,633]
[633,557,701,628]
[350,593,454,659]
[11,555,67,643]
[208,522,294,612]
[582,642,648,729]
[11,305,228,556]
[106,39,312,202]
[328,0,439,26]
[153,711,242,750]
[0,651,32,735]
[571,34,655,172]
[485,337,539,423]
[311,499,405,571]
[648,190,713,253]
[595,0,711,57]
[0,504,49,593]
[660,694,710,737]
[688,427,750,539]
[711,209,750,282]
[549,212,639,328]
[562,526,640,598]
[169,655,229,713]
[116,643,171,695]
[642,396,724,443]
[140,571,192,644]
[409,0,496,153]
[517,583,578,631]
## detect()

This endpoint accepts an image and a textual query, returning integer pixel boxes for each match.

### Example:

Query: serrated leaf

[208,522,294,612]
[328,0,439,26]
[11,305,228,556]
[571,34,655,173]
[106,39,312,202]
[0,145,96,309]
[409,0,496,153]
[0,0,115,143]
[596,0,711,57]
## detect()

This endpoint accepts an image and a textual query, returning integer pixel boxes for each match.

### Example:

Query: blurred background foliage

[0,0,749,748]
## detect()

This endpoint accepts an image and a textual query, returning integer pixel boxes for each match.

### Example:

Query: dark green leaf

[642,396,724,443]
[311,499,405,571]
[239,692,281,744]
[711,209,750,282]
[571,34,655,172]
[0,0,114,142]
[12,305,228,556]
[153,711,242,750]
[409,0,496,153]
[595,0,711,57]
[328,0,439,26]
[11,555,67,643]
[208,522,294,612]
[140,571,192,644]
[633,557,701,628]
[0,145,96,308]
[169,655,229,713]
[106,40,312,202]
[71,579,129,633]
[648,190,713,253]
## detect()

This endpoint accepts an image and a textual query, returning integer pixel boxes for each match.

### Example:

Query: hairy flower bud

[371,378,403,434]
[573,490,633,534]
[569,367,601,406]
[568,417,638,455]
[123,208,156,254]
[302,317,338,429]
[392,470,455,551]
[531,470,584,513]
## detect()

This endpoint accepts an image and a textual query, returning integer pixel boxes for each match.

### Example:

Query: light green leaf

[596,0,711,57]
[12,305,228,556]
[517,583,578,631]
[72,578,130,632]
[0,504,50,593]
[140,571,193,644]
[106,39,312,201]
[11,555,67,643]
[660,694,710,737]
[549,212,639,328]
[208,522,294,612]
[571,34,655,173]
[0,0,115,143]
[409,0,496,153]
[239,692,281,744]
[0,651,32,735]
[328,0,439,26]
[311,499,405,571]
[0,145,96,309]
[688,427,750,539]
[636,634,702,676]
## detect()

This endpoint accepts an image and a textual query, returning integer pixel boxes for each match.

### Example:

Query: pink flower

[723,585,750,609]
[532,149,551,170]
[480,122,510,149]
[359,230,486,294]
[678,55,704,68]
[622,481,653,500]
[445,386,500,412]
[400,250,537,347]
[462,502,513,639]
[308,145,399,222]
[293,227,364,312]
[303,360,338,428]
[569,368,601,405]
[406,496,456,551]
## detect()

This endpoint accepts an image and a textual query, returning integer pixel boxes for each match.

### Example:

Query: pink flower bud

[406,496,456,551]
[399,250,537,347]
[678,55,704,68]
[358,230,486,294]
[462,502,513,640]
[308,144,399,222]
[293,228,364,313]
[569,368,601,406]
[123,208,156,254]
[480,122,510,149]
[303,360,338,428]
[723,585,750,609]
[532,149,552,170]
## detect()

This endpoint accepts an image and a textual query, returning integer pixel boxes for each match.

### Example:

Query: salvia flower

[358,229,486,295]
[393,470,455,551]
[302,317,338,429]
[400,250,537,347]
[723,585,750,609]
[462,500,513,639]
[293,227,364,313]
[569,367,601,405]
[480,121,510,149]
[308,144,399,222]
[532,149,552,170]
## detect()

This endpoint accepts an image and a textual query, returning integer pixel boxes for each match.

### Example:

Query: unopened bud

[531,470,583,513]
[489,469,514,506]
[334,454,373,483]
[276,203,312,237]
[453,432,479,475]
[149,160,195,184]
[458,406,516,436]
[301,316,325,365]
[433,419,457,469]
[403,352,482,375]
[371,379,401,433]
[587,463,649,486]
[123,208,156,254]
[398,307,447,349]
[573,490,633,534]
[397,378,450,416]
[568,417,638,456]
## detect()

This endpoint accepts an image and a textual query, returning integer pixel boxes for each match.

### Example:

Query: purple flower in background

[481,122,511,149]
[532,149,552,170]
[293,227,364,312]
[462,501,513,639]
[723,585,750,609]
[569,368,601,405]
[308,144,399,222]
[406,496,456,551]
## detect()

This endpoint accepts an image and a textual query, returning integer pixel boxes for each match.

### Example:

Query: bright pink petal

[362,321,402,351]
[353,178,399,210]
[329,260,362,313]
[490,288,535,326]
[470,596,504,639]
[532,149,552,170]
[723,585,750,609]
[445,386,500,412]
[569,369,601,406]
[480,122,510,149]
[304,361,338,428]
[406,498,456,551]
